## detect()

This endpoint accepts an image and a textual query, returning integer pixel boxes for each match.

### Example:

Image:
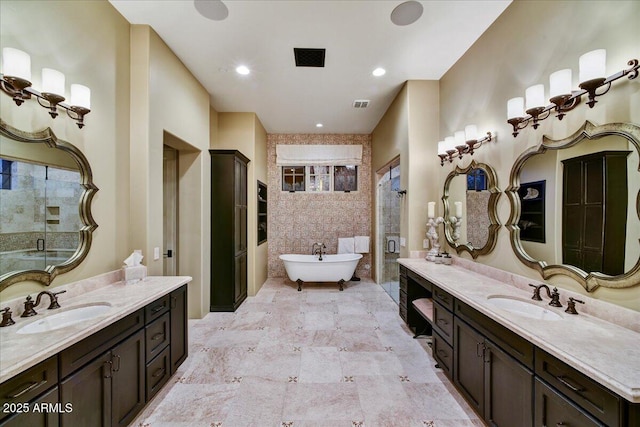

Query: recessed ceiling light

[391,1,424,26]
[236,65,250,75]
[194,0,229,21]
[316,123,323,128]
[372,67,386,77]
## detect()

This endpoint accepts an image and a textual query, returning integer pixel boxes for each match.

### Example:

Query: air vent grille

[294,48,326,67]
[353,100,370,108]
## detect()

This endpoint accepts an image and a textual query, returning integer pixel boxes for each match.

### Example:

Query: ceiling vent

[294,48,326,67]
[353,100,370,109]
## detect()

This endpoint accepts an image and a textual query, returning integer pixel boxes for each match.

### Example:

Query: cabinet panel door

[170,285,188,373]
[0,386,60,427]
[60,352,111,427]
[453,318,485,417]
[484,341,533,427]
[111,330,145,427]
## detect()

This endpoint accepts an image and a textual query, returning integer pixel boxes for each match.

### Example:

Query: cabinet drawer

[399,265,407,278]
[432,302,453,345]
[432,286,454,311]
[535,348,622,426]
[433,332,453,379]
[535,378,604,427]
[407,270,432,292]
[399,276,407,293]
[399,304,407,322]
[399,288,407,305]
[60,309,144,378]
[0,385,59,427]
[145,294,170,324]
[145,312,170,362]
[455,300,534,369]
[0,356,58,421]
[146,346,170,401]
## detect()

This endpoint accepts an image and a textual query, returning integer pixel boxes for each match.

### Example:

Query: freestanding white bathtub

[279,253,363,291]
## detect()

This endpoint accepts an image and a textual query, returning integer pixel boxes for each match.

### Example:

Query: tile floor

[132,278,484,427]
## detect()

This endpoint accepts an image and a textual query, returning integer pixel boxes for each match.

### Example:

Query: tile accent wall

[267,134,372,278]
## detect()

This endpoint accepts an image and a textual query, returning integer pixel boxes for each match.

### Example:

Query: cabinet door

[0,386,59,427]
[534,379,603,427]
[484,341,533,427]
[170,285,188,373]
[234,252,247,304]
[453,318,485,417]
[111,330,145,427]
[60,352,112,427]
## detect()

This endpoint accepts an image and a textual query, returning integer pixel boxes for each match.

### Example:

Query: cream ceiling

[110,0,511,133]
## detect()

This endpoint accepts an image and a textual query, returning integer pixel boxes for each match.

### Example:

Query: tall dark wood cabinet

[210,150,249,312]
[562,151,629,275]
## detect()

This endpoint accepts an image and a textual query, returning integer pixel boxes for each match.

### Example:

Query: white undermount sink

[16,303,112,335]
[486,295,563,321]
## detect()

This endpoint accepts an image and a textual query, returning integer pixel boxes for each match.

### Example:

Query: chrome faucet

[312,242,326,261]
[20,290,67,317]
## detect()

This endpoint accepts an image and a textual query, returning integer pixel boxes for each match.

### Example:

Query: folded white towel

[338,237,355,254]
[354,236,370,253]
[386,236,400,254]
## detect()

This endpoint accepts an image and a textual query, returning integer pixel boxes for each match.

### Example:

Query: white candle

[428,202,435,218]
[455,201,462,217]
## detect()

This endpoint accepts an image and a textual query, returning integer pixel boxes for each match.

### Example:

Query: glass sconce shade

[437,140,447,155]
[579,49,606,83]
[525,84,545,110]
[549,69,572,98]
[454,131,466,146]
[41,68,65,96]
[444,136,456,152]
[507,97,525,119]
[465,125,478,141]
[2,48,31,80]
[70,84,91,109]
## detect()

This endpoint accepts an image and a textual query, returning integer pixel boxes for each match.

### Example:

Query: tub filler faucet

[312,242,326,261]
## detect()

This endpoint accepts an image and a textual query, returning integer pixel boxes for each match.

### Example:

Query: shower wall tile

[267,134,372,278]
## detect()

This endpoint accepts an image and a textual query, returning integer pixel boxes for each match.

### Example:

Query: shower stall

[377,162,401,303]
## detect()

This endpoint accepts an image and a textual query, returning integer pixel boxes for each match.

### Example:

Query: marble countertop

[0,275,191,383]
[398,258,640,403]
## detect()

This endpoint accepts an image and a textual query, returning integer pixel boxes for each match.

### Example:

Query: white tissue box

[123,265,147,283]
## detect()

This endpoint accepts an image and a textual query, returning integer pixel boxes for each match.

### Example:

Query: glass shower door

[377,163,401,303]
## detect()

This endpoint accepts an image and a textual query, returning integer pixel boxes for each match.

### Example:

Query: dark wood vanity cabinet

[210,150,249,312]
[1,285,188,427]
[453,317,534,426]
[562,151,629,275]
[400,264,640,426]
[60,329,145,427]
[0,356,59,427]
[170,285,188,374]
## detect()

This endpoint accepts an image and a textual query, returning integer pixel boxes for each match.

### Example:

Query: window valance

[276,144,362,166]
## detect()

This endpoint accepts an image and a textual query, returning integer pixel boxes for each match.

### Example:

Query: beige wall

[371,81,439,267]
[129,26,211,318]
[438,0,640,309]
[0,0,131,300]
[213,112,269,296]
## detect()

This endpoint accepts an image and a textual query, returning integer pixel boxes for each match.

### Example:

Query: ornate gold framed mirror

[0,119,98,290]
[506,121,640,291]
[442,160,501,259]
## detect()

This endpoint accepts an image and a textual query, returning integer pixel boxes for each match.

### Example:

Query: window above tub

[281,165,358,193]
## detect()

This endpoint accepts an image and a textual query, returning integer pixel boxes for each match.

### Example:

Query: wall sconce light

[1,48,91,128]
[507,49,639,137]
[437,127,493,166]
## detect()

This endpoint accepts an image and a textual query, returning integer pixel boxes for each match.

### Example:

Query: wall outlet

[423,239,429,249]
[153,247,160,260]
[400,237,406,247]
